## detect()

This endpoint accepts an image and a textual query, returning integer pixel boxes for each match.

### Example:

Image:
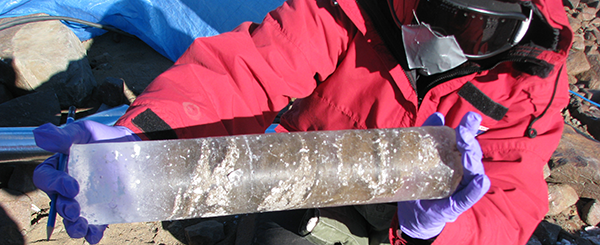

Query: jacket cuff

[389,212,438,245]
[400,232,438,245]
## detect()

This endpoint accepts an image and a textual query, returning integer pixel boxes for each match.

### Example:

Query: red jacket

[115,0,573,244]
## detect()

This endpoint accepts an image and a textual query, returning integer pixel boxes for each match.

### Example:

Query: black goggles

[414,0,532,59]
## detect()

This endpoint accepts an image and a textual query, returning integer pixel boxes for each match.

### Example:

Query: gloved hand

[33,120,140,244]
[397,112,491,240]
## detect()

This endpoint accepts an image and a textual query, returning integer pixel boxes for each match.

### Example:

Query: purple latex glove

[397,112,491,239]
[33,120,140,244]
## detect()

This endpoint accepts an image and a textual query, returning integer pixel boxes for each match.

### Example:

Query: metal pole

[0,105,129,164]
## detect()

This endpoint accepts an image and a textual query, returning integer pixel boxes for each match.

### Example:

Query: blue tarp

[0,0,285,61]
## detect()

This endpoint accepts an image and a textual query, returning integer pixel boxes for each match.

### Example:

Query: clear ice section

[68,126,463,225]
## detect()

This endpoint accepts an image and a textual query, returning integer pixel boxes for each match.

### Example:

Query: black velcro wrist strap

[400,232,438,245]
[132,108,178,140]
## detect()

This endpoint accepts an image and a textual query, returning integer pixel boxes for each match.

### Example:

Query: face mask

[401,22,468,76]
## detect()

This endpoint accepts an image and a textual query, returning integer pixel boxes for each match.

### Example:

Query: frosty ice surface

[68,126,462,225]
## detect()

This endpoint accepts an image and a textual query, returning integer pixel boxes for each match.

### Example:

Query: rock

[581,226,600,245]
[581,4,599,21]
[544,163,552,180]
[584,237,600,245]
[0,90,60,127]
[569,74,579,85]
[558,239,574,245]
[593,28,600,45]
[7,164,37,194]
[528,234,543,245]
[26,189,50,213]
[582,114,600,140]
[0,165,14,189]
[0,82,12,104]
[547,125,600,200]
[93,77,127,107]
[574,34,587,51]
[585,51,600,89]
[575,237,595,245]
[0,58,14,104]
[123,80,137,104]
[547,183,579,216]
[581,0,600,8]
[566,0,582,9]
[588,44,599,54]
[0,56,17,88]
[592,89,600,103]
[549,204,588,233]
[86,33,173,96]
[587,30,598,43]
[568,93,600,139]
[534,220,562,245]
[89,52,112,70]
[561,236,594,245]
[184,220,225,245]
[0,14,97,108]
[581,89,596,99]
[0,188,31,232]
[591,18,600,27]
[568,50,592,75]
[92,77,136,107]
[0,212,24,245]
[583,200,600,226]
[569,15,583,32]
[235,214,256,245]
[576,68,600,89]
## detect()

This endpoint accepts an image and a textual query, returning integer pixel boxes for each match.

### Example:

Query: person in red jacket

[32,0,573,244]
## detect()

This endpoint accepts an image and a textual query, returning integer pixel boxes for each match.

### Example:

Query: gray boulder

[0,14,96,108]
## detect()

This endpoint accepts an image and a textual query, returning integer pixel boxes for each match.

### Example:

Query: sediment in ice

[68,126,463,225]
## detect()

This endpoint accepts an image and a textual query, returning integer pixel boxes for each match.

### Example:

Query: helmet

[389,0,532,59]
